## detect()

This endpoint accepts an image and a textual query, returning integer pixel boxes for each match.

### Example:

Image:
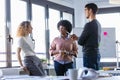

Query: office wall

[74,0,86,28]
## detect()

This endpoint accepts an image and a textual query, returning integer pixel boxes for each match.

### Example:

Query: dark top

[78,19,101,53]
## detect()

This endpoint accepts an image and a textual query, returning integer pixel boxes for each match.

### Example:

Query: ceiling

[85,0,120,8]
[49,0,120,8]
[60,0,120,8]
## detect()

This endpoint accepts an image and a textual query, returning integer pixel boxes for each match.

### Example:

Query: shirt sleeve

[73,41,78,52]
[17,37,24,48]
[72,41,78,57]
[78,23,90,45]
[49,38,56,55]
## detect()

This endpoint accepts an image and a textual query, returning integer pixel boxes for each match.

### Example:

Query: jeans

[54,61,73,76]
[24,56,45,76]
[83,51,101,70]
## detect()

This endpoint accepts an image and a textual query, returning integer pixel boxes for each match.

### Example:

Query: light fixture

[109,0,120,4]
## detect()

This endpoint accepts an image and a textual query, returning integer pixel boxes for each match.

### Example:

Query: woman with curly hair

[49,20,78,76]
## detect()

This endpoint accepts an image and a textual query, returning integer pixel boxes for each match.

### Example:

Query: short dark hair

[57,20,72,33]
[85,3,98,14]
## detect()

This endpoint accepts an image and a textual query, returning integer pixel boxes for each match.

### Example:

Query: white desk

[1,75,69,80]
[1,75,120,80]
[97,76,120,80]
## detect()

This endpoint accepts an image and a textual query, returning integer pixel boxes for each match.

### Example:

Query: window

[32,4,46,59]
[0,0,74,67]
[11,0,27,66]
[49,8,60,44]
[0,0,6,67]
[63,12,73,24]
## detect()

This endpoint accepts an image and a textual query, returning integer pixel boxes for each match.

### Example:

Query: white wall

[74,0,86,28]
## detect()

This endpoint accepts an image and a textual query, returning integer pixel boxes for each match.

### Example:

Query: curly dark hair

[57,20,72,33]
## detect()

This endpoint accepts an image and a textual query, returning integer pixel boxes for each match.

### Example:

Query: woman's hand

[59,50,66,58]
[21,66,30,74]
[65,51,77,57]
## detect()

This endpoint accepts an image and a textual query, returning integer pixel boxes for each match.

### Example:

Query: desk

[1,75,69,80]
[1,75,120,80]
[97,76,120,80]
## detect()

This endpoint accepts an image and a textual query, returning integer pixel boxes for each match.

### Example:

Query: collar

[59,34,70,40]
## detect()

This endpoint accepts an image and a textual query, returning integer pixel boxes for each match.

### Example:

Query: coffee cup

[68,69,78,80]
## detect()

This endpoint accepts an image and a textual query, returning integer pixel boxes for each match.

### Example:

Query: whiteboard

[73,27,116,58]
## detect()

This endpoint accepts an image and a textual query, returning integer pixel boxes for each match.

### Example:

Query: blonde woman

[16,21,45,76]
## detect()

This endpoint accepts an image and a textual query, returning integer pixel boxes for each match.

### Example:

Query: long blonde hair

[16,21,31,37]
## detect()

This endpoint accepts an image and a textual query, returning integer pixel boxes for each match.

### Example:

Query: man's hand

[70,34,78,41]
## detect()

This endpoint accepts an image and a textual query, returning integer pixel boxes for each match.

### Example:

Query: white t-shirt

[17,35,35,57]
